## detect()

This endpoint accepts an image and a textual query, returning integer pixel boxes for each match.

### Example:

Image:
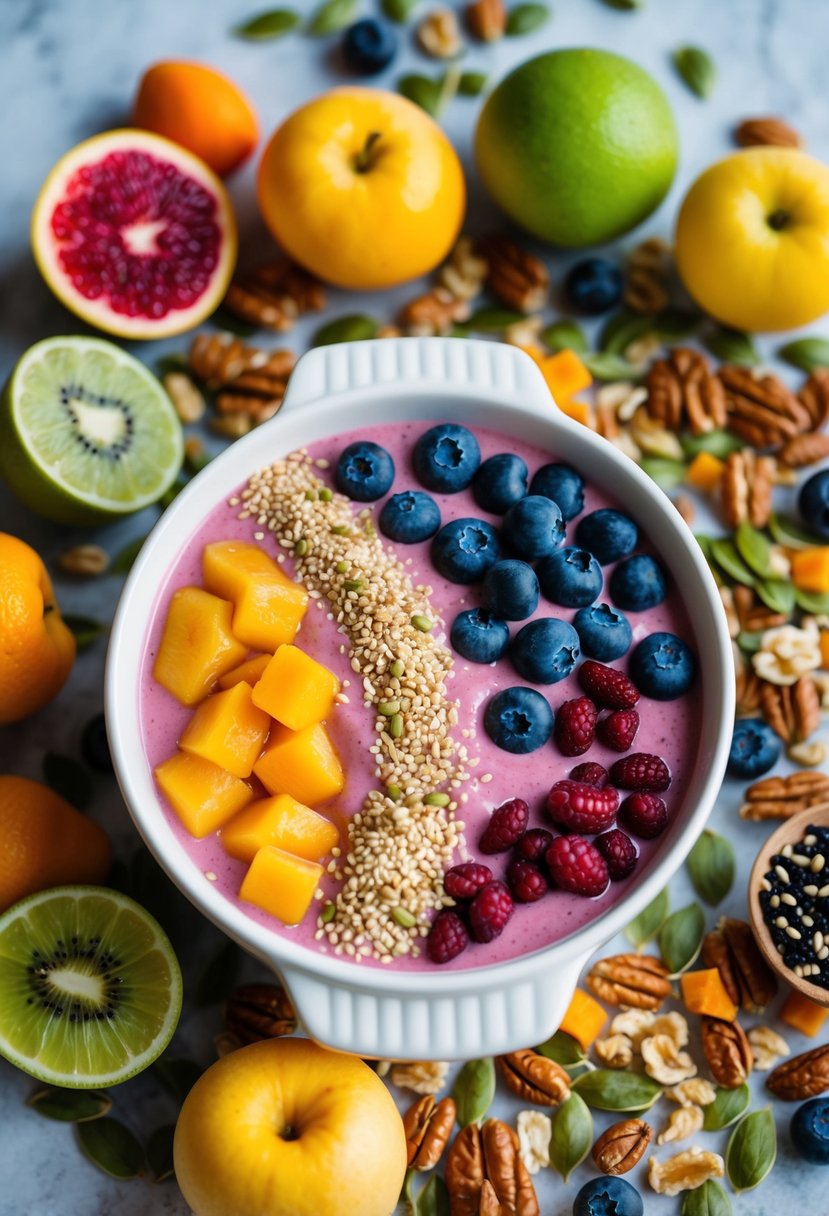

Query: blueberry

[511,618,580,684]
[573,1176,643,1216]
[575,508,638,564]
[342,18,397,75]
[791,1097,829,1164]
[413,423,481,493]
[799,469,829,540]
[472,453,528,514]
[630,631,696,700]
[450,609,510,663]
[609,554,667,611]
[728,718,782,779]
[482,560,539,620]
[81,712,112,773]
[536,546,603,609]
[502,495,565,560]
[564,257,624,316]
[573,602,632,661]
[431,517,501,584]
[484,686,554,753]
[335,441,395,502]
[529,463,584,521]
[379,490,440,543]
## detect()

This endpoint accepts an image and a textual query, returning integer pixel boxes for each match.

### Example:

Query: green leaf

[112,534,150,574]
[209,304,259,337]
[795,587,829,613]
[155,353,189,377]
[153,1058,202,1104]
[28,1087,112,1123]
[77,1118,145,1180]
[62,614,107,650]
[754,578,795,616]
[196,938,241,1006]
[398,73,443,115]
[572,1069,662,1112]
[146,1124,176,1183]
[734,521,773,577]
[737,630,765,655]
[639,457,687,493]
[452,1058,495,1127]
[458,71,488,96]
[599,309,654,356]
[672,45,717,98]
[686,829,735,905]
[582,353,642,382]
[541,320,588,354]
[506,3,550,34]
[536,1029,586,1070]
[703,326,759,366]
[381,0,418,19]
[681,1179,733,1216]
[42,751,92,810]
[655,307,702,339]
[768,512,825,551]
[599,0,644,8]
[777,336,829,373]
[312,314,379,346]
[549,1093,592,1181]
[658,901,705,974]
[465,307,526,333]
[709,538,756,586]
[680,429,743,460]
[307,0,359,35]
[233,8,300,38]
[703,1083,750,1131]
[726,1107,777,1193]
[624,888,669,948]
[413,1174,450,1216]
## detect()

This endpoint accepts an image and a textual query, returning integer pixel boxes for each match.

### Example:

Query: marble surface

[2,0,829,1212]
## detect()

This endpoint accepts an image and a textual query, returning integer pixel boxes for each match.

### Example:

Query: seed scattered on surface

[294,538,309,556]
[320,902,336,924]
[424,792,450,807]
[344,578,363,591]
[319,487,333,502]
[391,906,416,928]
[390,713,404,739]
[782,844,794,858]
[378,701,401,716]
[411,614,433,633]
[335,559,349,574]
[391,660,405,678]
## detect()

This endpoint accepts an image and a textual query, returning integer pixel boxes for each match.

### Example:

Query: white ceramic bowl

[107,338,733,1061]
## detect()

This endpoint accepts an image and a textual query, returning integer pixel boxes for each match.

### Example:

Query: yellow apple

[173,1038,407,1216]
[675,147,829,331]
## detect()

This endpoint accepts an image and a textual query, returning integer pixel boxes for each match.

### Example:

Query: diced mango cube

[780,989,829,1037]
[203,540,308,652]
[153,587,248,706]
[154,752,254,837]
[558,399,595,428]
[253,722,344,806]
[221,793,339,863]
[538,349,593,403]
[791,547,829,595]
[686,451,725,494]
[179,682,271,778]
[821,629,829,669]
[203,540,286,598]
[239,846,323,925]
[559,988,607,1051]
[218,653,272,690]
[252,644,339,731]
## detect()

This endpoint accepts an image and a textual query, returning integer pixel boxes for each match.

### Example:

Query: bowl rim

[106,338,734,993]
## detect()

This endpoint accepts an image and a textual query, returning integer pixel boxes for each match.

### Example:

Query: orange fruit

[133,60,259,177]
[0,776,111,911]
[0,533,75,726]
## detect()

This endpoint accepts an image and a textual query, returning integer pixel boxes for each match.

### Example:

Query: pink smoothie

[140,422,701,971]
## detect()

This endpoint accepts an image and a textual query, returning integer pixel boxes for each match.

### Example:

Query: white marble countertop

[2,0,829,1213]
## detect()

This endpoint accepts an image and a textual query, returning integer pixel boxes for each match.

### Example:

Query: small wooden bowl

[749,802,829,1007]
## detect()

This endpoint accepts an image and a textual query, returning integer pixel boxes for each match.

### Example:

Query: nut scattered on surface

[701,917,778,1014]
[624,238,671,314]
[594,1034,634,1069]
[749,1026,790,1071]
[647,1147,725,1196]
[629,405,685,461]
[403,1094,456,1169]
[664,1078,717,1108]
[700,1016,753,1088]
[390,1060,449,1095]
[437,235,489,302]
[496,1049,570,1106]
[516,1110,552,1175]
[225,983,297,1044]
[767,1044,829,1100]
[779,430,829,467]
[399,286,471,335]
[721,449,775,529]
[479,234,549,313]
[799,369,829,429]
[445,1119,540,1216]
[418,7,463,57]
[466,0,506,40]
[753,622,823,687]
[189,332,295,391]
[56,544,109,577]
[761,677,821,744]
[587,954,673,1010]
[163,370,206,423]
[647,347,726,435]
[223,259,325,331]
[788,740,829,767]
[735,116,802,147]
[641,1034,697,1086]
[592,1119,652,1176]
[657,1104,703,1145]
[740,770,829,820]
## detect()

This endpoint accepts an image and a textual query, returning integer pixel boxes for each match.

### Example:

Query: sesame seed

[204,871,217,882]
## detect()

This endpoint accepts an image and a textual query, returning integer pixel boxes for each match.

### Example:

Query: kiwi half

[0,886,182,1088]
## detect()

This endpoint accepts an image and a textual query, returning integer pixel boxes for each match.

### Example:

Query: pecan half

[760,676,821,745]
[445,1119,539,1216]
[223,260,326,331]
[495,1049,570,1106]
[399,287,471,335]
[479,1180,505,1216]
[478,235,549,313]
[189,332,296,391]
[799,370,829,430]
[735,116,802,147]
[466,0,506,40]
[700,1016,752,1088]
[767,1044,829,1101]
[225,983,297,1043]
[779,430,829,467]
[586,954,673,1010]
[719,364,812,447]
[216,368,288,423]
[647,348,726,435]
[702,917,778,1014]
[739,770,829,820]
[732,585,788,635]
[720,449,776,528]
[403,1095,456,1170]
[592,1119,652,1175]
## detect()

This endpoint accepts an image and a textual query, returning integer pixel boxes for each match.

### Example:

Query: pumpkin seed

[639,457,687,493]
[319,487,333,502]
[672,45,717,98]
[755,578,796,616]
[505,3,550,35]
[702,326,759,366]
[62,614,107,650]
[777,336,829,373]
[307,0,358,35]
[152,1058,202,1104]
[768,512,824,550]
[709,538,756,586]
[411,614,433,632]
[681,1179,733,1216]
[658,901,706,974]
[725,1107,776,1193]
[146,1123,176,1183]
[549,1093,593,1182]
[536,1029,587,1071]
[77,1117,145,1180]
[795,588,829,613]
[413,1173,451,1216]
[294,538,309,557]
[312,314,378,346]
[541,320,589,354]
[737,630,765,654]
[398,73,443,116]
[625,887,670,948]
[465,307,527,333]
[28,1087,112,1123]
[599,308,655,355]
[458,71,488,96]
[452,1057,495,1127]
[686,829,735,905]
[390,659,405,678]
[424,792,450,807]
[195,938,241,1007]
[583,353,643,382]
[681,429,743,460]
[572,1069,662,1112]
[42,752,92,810]
[381,0,418,19]
[390,713,404,738]
[392,906,416,928]
[320,901,336,923]
[233,8,300,38]
[734,521,773,577]
[703,1083,750,1131]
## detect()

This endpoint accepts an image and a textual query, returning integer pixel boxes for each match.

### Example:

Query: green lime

[0,885,182,1088]
[475,49,678,247]
[0,335,183,524]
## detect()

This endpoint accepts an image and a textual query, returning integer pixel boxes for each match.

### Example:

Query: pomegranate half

[31,129,237,340]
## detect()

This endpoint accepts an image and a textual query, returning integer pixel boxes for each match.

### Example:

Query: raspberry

[569,761,609,788]
[578,660,640,709]
[553,696,598,756]
[545,835,609,898]
[426,909,469,964]
[619,792,669,839]
[610,752,672,792]
[546,780,619,834]
[468,880,514,942]
[515,828,555,862]
[479,797,530,854]
[507,859,549,903]
[597,709,640,752]
[444,862,493,901]
[595,828,639,880]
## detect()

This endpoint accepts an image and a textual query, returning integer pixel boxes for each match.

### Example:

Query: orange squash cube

[686,451,725,494]
[538,349,593,403]
[558,988,607,1051]
[154,752,254,838]
[218,653,272,690]
[558,399,595,428]
[239,846,323,925]
[153,586,248,706]
[221,793,339,863]
[179,682,271,778]
[202,540,308,653]
[680,968,738,1021]
[821,629,829,669]
[253,722,344,807]
[252,644,339,731]
[791,547,829,595]
[780,990,829,1037]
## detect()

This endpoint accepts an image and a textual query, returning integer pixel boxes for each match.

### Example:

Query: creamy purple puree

[140,422,700,971]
